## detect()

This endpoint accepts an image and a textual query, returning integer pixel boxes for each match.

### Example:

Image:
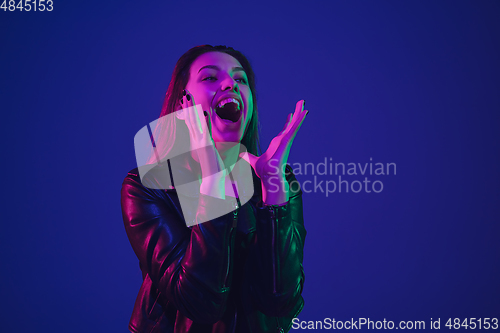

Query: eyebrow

[197,65,246,74]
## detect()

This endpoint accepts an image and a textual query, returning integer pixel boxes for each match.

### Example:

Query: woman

[121,45,308,332]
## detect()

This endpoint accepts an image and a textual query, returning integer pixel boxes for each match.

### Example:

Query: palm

[241,100,308,180]
[177,94,225,176]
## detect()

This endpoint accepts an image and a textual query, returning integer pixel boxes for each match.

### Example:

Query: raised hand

[177,90,226,198]
[240,100,308,205]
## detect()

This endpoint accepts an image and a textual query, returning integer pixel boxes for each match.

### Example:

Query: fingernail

[203,111,208,116]
[186,94,191,101]
[182,89,186,96]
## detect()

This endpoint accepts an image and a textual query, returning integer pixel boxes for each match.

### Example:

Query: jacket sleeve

[121,170,237,324]
[249,164,307,317]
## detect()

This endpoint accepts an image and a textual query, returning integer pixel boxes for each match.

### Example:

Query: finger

[192,103,205,135]
[183,96,210,154]
[298,99,305,111]
[279,108,308,154]
[184,90,200,132]
[278,113,293,135]
[184,91,202,136]
[283,100,305,135]
[204,109,213,138]
[176,95,186,119]
[185,92,207,136]
[180,93,193,129]
[293,99,305,118]
[285,107,308,142]
[290,100,307,127]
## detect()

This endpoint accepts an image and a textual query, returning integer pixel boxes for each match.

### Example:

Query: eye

[235,77,248,84]
[202,76,217,82]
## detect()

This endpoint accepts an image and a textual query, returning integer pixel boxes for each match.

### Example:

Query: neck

[215,141,240,172]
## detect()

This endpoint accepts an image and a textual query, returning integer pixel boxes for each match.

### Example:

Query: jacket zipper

[270,206,277,294]
[224,209,238,287]
[275,317,283,333]
[231,307,238,333]
[224,239,231,288]
[271,207,283,333]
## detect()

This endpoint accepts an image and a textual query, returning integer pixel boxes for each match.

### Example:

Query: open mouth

[215,98,241,123]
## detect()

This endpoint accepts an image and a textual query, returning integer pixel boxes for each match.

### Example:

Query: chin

[212,119,246,144]
[216,131,243,143]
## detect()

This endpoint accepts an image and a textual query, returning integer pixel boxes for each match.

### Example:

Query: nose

[221,76,239,93]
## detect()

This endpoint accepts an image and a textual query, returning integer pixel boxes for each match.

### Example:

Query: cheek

[243,90,253,113]
[186,85,215,107]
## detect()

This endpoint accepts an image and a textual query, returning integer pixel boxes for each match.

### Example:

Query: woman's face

[185,52,253,144]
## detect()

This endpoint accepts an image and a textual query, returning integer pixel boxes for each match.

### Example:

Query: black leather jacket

[121,164,306,332]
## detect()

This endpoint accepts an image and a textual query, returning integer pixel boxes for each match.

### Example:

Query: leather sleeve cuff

[256,199,290,222]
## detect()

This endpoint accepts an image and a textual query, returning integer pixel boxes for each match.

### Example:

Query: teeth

[216,98,240,110]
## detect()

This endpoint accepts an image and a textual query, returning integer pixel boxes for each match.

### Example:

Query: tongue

[216,102,241,122]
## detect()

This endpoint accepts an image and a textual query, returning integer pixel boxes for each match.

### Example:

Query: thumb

[239,152,258,168]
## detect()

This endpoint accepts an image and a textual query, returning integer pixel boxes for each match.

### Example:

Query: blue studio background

[1,1,499,332]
